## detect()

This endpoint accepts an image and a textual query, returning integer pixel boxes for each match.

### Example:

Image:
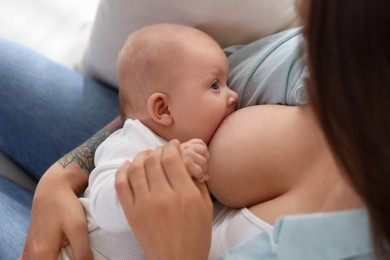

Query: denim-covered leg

[0,39,119,181]
[0,175,33,259]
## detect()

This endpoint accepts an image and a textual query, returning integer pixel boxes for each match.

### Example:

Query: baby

[59,23,237,259]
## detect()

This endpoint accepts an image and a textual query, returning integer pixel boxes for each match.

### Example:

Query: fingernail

[123,160,130,167]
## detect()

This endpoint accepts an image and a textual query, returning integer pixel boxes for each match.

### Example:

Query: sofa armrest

[0,154,36,192]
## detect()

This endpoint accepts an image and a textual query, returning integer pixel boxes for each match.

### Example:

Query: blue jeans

[0,175,33,259]
[0,39,119,258]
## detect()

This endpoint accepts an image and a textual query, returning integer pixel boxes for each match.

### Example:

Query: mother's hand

[20,164,93,260]
[20,116,122,259]
[115,139,213,260]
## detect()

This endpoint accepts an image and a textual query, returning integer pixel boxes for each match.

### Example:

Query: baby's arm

[89,138,209,233]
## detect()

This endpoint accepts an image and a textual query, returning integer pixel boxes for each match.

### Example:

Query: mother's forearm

[54,116,123,194]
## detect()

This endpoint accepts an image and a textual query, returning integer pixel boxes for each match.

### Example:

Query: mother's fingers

[116,147,171,203]
[127,150,152,202]
[65,204,93,260]
[115,160,135,207]
[162,140,194,190]
[143,146,172,192]
[115,157,154,228]
[116,140,200,204]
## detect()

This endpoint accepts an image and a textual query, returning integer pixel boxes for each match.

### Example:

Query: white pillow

[81,0,299,88]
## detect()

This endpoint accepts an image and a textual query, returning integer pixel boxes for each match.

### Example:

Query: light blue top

[222,28,374,259]
[225,27,309,108]
[220,209,374,260]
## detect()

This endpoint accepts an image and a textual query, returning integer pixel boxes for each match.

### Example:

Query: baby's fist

[180,139,209,182]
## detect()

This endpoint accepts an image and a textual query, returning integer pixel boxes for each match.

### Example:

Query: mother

[114,0,390,259]
[1,0,389,259]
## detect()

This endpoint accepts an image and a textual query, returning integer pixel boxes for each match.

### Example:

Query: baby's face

[168,42,238,144]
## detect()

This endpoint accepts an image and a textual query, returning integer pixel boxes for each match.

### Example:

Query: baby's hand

[180,139,209,183]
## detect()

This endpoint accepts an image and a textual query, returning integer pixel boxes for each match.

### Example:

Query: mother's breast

[206,105,311,208]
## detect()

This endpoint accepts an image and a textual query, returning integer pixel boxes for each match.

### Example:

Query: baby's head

[117,23,238,144]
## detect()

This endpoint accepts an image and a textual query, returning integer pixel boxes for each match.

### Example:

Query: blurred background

[0,0,99,191]
[0,0,99,67]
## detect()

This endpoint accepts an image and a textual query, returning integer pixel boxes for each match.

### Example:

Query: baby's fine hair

[116,23,219,119]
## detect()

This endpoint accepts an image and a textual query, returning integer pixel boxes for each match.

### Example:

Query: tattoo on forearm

[58,129,112,173]
[58,117,123,174]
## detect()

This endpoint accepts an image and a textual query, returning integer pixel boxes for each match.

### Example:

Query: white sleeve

[87,134,133,233]
[86,120,167,233]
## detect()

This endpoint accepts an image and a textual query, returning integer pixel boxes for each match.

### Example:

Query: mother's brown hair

[306,0,390,257]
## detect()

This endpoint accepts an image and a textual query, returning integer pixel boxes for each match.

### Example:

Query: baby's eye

[211,81,220,90]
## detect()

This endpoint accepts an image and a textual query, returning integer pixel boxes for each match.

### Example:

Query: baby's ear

[147,93,173,126]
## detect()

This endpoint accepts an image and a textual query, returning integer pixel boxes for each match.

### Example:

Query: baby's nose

[227,89,238,107]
